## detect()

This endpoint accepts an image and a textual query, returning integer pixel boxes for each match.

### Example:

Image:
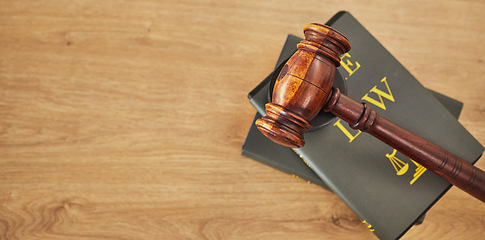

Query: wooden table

[1,1,484,239]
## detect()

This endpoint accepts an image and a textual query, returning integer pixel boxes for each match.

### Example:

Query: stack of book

[242,11,484,240]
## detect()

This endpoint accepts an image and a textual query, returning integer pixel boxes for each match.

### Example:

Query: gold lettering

[333,119,362,143]
[292,149,313,169]
[362,220,375,232]
[291,175,324,189]
[361,77,395,110]
[340,53,361,78]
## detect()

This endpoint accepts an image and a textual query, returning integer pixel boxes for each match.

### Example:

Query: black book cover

[243,11,484,240]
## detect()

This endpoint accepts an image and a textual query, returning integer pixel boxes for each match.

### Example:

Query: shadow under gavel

[255,23,485,203]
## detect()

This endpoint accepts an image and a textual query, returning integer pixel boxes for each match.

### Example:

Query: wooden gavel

[255,23,485,203]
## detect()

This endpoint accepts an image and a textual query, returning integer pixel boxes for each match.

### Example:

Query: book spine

[241,148,327,189]
[249,98,266,117]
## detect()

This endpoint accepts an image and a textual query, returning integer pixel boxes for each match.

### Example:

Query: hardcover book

[242,11,484,240]
[242,81,465,191]
[242,35,465,193]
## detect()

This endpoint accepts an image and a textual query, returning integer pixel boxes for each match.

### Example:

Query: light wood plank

[1,1,484,239]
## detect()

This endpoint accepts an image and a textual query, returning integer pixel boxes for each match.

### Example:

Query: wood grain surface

[1,1,484,239]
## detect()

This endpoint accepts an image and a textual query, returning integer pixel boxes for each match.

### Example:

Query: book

[243,90,464,190]
[242,34,465,193]
[243,11,484,240]
[242,80,465,190]
[242,34,465,228]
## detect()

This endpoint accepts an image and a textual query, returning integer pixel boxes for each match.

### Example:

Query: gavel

[255,23,485,203]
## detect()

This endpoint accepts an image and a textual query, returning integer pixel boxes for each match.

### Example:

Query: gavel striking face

[255,23,485,203]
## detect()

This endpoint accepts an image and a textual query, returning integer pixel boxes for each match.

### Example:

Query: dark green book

[242,80,465,188]
[243,11,484,240]
[242,34,465,192]
[242,33,465,228]
[243,90,464,190]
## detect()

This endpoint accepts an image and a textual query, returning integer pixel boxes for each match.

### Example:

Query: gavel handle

[324,87,485,203]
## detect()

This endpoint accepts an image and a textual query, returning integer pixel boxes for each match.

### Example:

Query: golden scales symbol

[385,149,427,185]
[385,149,409,175]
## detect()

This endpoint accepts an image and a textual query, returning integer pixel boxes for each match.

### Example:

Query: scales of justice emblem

[386,149,427,185]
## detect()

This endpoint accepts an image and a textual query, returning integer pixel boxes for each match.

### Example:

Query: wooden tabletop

[1,1,484,239]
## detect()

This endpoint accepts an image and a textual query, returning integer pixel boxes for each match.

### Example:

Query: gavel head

[255,24,351,148]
